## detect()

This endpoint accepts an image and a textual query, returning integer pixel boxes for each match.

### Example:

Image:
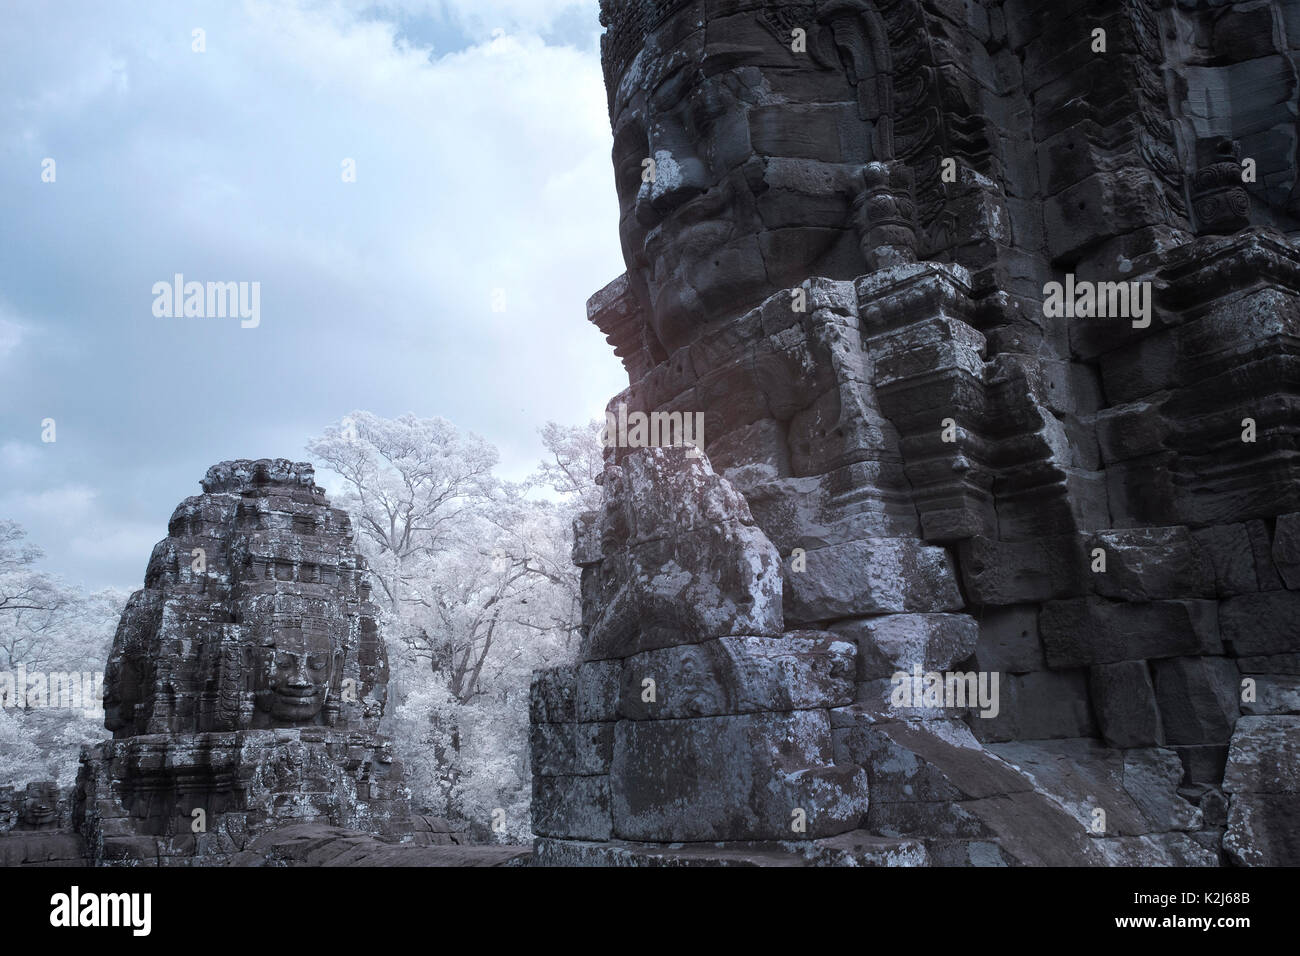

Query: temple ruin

[529,0,1300,866]
[75,459,411,864]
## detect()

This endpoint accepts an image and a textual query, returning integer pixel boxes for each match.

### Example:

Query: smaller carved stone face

[675,644,722,717]
[20,783,58,829]
[257,626,334,724]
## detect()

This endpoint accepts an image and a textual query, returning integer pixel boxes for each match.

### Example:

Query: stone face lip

[581,447,784,661]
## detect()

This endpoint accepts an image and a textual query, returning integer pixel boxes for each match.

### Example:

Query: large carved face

[256,625,335,724]
[610,1,879,353]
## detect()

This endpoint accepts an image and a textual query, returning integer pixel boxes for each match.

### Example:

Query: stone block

[988,739,1200,835]
[575,660,621,723]
[830,613,978,680]
[1222,716,1300,865]
[969,670,1094,742]
[1152,657,1242,746]
[958,535,1087,605]
[784,538,963,623]
[531,774,612,841]
[1090,661,1164,748]
[1241,675,1300,715]
[618,634,854,720]
[1040,599,1221,667]
[1087,527,1216,600]
[972,605,1045,673]
[530,722,614,777]
[610,711,868,842]
[1271,512,1300,589]
[1220,590,1300,654]
[832,716,1031,803]
[1191,523,1261,597]
[529,666,577,725]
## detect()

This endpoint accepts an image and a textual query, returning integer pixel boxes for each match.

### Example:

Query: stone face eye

[613,122,650,203]
[649,63,692,114]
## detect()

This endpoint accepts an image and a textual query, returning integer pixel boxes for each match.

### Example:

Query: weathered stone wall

[532,0,1300,865]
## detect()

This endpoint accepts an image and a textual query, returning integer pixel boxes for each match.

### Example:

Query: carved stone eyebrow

[647,61,696,110]
[698,41,776,75]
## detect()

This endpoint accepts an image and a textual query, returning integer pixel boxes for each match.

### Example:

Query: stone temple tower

[529,0,1300,865]
[77,459,409,865]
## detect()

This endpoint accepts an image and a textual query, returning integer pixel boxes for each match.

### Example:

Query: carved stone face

[675,644,723,716]
[610,1,876,353]
[257,625,334,724]
[20,783,58,829]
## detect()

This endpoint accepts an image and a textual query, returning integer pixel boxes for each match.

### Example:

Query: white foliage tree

[0,520,69,669]
[306,413,601,839]
[530,419,606,513]
[0,521,127,788]
[305,411,500,611]
[0,707,45,788]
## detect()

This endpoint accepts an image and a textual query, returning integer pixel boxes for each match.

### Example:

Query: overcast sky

[0,0,627,591]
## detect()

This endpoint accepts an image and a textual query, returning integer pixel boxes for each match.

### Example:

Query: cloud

[67,522,163,569]
[0,0,627,589]
[0,485,99,523]
[0,442,39,470]
[357,0,595,37]
[0,321,19,359]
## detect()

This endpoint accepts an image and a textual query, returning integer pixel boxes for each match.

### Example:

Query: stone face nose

[635,151,708,228]
[285,655,312,686]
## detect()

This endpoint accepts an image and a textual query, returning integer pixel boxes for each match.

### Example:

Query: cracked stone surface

[530,0,1300,866]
